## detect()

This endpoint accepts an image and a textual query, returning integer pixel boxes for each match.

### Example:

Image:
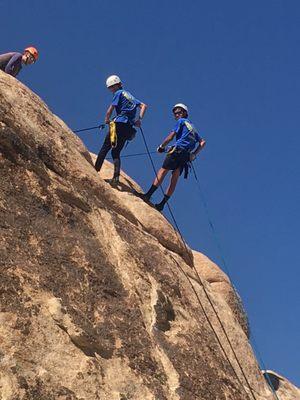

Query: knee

[172,169,180,179]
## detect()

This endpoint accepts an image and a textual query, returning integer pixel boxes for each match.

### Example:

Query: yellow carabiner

[167,145,176,154]
[109,121,117,148]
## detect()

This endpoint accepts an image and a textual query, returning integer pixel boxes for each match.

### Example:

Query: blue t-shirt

[173,118,201,151]
[0,52,22,77]
[111,89,142,125]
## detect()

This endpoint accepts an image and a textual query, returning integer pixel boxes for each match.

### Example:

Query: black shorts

[162,148,190,171]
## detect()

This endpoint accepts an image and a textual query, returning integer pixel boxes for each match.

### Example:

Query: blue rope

[139,127,257,400]
[73,124,105,133]
[73,124,280,399]
[190,162,280,400]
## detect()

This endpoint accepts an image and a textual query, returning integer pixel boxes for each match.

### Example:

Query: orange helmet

[24,46,39,61]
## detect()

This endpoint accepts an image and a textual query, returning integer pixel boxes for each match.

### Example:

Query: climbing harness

[166,145,176,154]
[182,161,191,179]
[73,123,143,159]
[166,145,191,179]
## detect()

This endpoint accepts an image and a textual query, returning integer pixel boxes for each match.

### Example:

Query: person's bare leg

[153,168,169,187]
[165,168,180,196]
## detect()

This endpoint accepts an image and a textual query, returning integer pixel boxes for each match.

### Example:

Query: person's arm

[5,54,22,77]
[104,105,115,124]
[105,91,121,124]
[157,119,182,152]
[157,131,176,152]
[134,103,147,127]
[190,138,206,160]
[139,103,147,119]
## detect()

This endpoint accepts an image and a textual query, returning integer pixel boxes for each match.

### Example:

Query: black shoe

[140,193,151,202]
[105,177,119,186]
[154,203,164,212]
[132,190,151,202]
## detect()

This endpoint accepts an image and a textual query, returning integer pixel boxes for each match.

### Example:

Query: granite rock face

[0,71,298,399]
[262,371,300,400]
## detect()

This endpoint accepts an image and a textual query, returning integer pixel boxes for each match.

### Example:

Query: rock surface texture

[262,371,300,400]
[0,71,298,400]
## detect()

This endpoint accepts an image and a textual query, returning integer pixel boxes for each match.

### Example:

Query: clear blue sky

[2,0,299,387]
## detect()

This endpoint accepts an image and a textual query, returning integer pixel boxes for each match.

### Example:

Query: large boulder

[0,70,298,399]
[262,371,300,400]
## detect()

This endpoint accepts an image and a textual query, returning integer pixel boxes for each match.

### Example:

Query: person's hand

[105,119,110,124]
[190,152,196,161]
[157,145,165,153]
[134,119,141,128]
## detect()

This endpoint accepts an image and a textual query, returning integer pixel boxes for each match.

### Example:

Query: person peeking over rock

[0,46,39,77]
[95,75,147,185]
[139,103,206,212]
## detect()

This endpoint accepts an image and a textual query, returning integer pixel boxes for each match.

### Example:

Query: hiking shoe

[154,203,164,212]
[105,177,119,186]
[140,193,151,202]
[132,190,151,202]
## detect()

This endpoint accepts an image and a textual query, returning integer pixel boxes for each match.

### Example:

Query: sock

[145,184,158,199]
[155,195,170,211]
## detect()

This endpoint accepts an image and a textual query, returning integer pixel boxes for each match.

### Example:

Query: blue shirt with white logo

[111,89,142,125]
[173,118,201,151]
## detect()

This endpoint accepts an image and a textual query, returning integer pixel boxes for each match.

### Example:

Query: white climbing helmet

[106,75,121,88]
[172,103,189,113]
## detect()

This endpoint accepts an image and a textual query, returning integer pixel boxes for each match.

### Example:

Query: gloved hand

[157,145,165,153]
[134,118,142,128]
[190,153,196,161]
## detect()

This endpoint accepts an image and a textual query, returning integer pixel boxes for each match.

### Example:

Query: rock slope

[0,71,298,400]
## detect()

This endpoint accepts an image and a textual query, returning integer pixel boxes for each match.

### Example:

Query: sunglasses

[173,111,183,116]
[25,53,36,63]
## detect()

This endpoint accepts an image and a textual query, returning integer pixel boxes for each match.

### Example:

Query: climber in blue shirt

[111,88,142,125]
[95,75,147,184]
[0,47,39,77]
[140,103,206,211]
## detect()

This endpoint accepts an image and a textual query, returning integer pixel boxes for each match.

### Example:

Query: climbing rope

[73,124,105,133]
[74,123,280,399]
[139,127,257,400]
[190,163,280,400]
[107,151,156,160]
[249,337,281,400]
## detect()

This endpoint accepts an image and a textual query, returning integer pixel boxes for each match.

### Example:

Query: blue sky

[2,0,299,387]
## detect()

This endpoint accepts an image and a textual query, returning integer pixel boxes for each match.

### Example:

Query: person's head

[22,46,39,65]
[106,75,122,93]
[172,103,189,120]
